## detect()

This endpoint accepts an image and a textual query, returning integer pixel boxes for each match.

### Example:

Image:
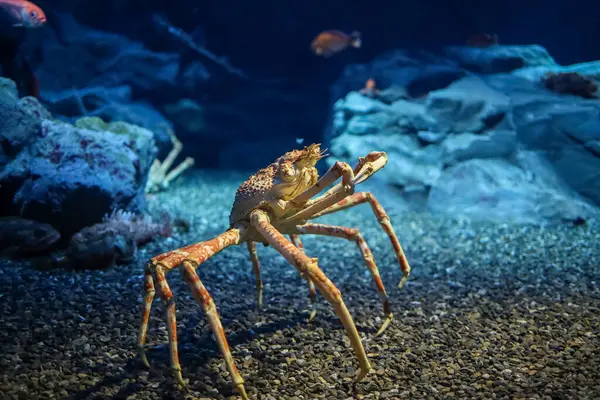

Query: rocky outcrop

[34,13,179,156]
[327,46,600,224]
[443,45,557,74]
[0,79,157,237]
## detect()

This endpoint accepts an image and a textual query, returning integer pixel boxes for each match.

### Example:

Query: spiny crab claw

[353,151,388,185]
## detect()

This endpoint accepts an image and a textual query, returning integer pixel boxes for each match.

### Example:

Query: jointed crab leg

[151,228,241,268]
[295,223,393,335]
[311,192,411,288]
[139,228,249,399]
[290,234,318,321]
[247,242,264,308]
[154,266,185,385]
[251,209,372,381]
[291,160,355,205]
[181,261,248,400]
[138,268,156,368]
[282,152,388,224]
[163,156,195,187]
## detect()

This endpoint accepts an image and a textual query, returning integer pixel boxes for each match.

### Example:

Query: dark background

[54,0,600,71]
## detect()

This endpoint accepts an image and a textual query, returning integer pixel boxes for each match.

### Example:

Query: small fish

[359,78,379,97]
[0,0,46,28]
[311,30,361,58]
[296,137,304,145]
[466,33,499,48]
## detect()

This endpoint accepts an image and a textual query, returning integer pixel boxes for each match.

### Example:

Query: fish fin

[12,23,23,27]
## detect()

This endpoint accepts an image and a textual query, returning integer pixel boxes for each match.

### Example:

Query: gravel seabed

[1,169,600,400]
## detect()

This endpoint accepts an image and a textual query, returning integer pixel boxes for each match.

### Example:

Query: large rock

[0,78,49,168]
[510,96,600,205]
[0,113,156,237]
[443,45,557,74]
[36,13,180,97]
[41,86,172,157]
[324,50,467,146]
[425,76,510,133]
[440,130,517,165]
[513,60,600,82]
[329,132,443,189]
[326,45,600,224]
[427,157,596,224]
[32,14,177,157]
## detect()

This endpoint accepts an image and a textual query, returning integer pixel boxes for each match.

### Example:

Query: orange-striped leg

[290,160,355,205]
[138,267,156,367]
[247,242,263,308]
[295,223,392,335]
[181,261,248,400]
[251,209,372,381]
[311,192,411,289]
[153,266,185,386]
[151,228,241,270]
[140,228,243,388]
[290,234,318,321]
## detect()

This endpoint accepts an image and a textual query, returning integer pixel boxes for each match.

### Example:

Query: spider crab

[138,144,411,399]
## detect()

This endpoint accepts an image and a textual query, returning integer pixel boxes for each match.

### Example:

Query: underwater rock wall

[26,13,312,169]
[0,78,157,237]
[327,46,600,224]
[33,13,177,157]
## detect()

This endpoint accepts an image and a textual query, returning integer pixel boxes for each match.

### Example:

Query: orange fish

[466,33,499,48]
[311,30,361,58]
[359,78,379,97]
[0,0,46,28]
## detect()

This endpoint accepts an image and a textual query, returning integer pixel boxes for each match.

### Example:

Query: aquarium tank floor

[1,170,599,400]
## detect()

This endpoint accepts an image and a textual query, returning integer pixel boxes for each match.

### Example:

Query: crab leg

[295,223,392,335]
[251,209,372,381]
[154,266,185,386]
[138,267,156,368]
[140,228,244,391]
[311,192,411,288]
[151,228,241,270]
[247,242,264,308]
[181,261,248,400]
[291,160,356,205]
[163,157,195,186]
[290,234,318,321]
[158,127,184,177]
[282,152,388,224]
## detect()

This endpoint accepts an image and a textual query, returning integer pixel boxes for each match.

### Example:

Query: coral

[1,112,157,237]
